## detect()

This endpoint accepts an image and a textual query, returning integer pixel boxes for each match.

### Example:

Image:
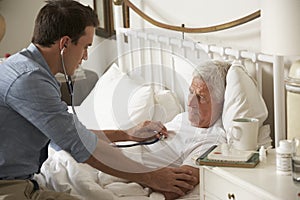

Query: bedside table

[199,149,300,200]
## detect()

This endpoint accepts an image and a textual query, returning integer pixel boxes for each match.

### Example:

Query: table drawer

[203,168,261,200]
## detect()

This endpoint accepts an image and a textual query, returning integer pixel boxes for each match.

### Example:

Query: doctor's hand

[155,165,199,200]
[125,121,168,142]
[144,167,196,197]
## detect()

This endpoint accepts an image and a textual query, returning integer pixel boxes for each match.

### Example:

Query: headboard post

[113,1,125,72]
[273,55,286,147]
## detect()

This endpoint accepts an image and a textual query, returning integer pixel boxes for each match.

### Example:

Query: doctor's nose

[82,50,88,60]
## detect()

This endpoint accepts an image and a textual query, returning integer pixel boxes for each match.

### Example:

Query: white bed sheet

[35,113,216,200]
[36,110,271,200]
[35,145,199,200]
[36,112,227,200]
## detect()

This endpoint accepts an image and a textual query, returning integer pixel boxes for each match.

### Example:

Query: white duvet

[35,147,200,200]
[35,112,271,200]
[36,113,213,200]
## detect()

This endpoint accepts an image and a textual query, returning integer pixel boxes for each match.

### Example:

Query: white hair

[192,60,231,104]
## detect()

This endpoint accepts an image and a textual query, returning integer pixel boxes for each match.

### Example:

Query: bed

[34,2,277,200]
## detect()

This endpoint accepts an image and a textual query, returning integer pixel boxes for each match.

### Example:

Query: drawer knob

[227,193,235,200]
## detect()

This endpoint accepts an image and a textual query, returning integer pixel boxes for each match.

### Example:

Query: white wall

[0,0,266,71]
[126,0,275,137]
[0,0,45,55]
[0,0,116,76]
[0,0,280,138]
[130,0,261,51]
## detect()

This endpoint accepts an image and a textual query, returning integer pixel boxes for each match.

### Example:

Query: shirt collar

[26,43,61,86]
[27,43,52,75]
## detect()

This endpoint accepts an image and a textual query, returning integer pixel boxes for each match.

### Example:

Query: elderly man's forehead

[191,77,207,88]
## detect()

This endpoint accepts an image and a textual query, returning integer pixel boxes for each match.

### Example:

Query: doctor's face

[188,77,212,128]
[62,26,94,75]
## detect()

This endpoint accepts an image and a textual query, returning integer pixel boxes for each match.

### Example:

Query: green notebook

[196,145,260,168]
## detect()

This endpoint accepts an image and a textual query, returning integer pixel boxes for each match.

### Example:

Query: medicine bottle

[276,140,293,175]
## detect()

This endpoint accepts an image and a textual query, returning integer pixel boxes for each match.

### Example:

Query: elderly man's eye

[198,95,207,103]
[189,88,195,94]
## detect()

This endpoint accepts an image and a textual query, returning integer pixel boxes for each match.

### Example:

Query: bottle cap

[277,140,293,153]
[259,146,266,157]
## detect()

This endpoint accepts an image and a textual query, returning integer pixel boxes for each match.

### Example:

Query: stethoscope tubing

[61,50,76,115]
[61,50,163,148]
[113,137,160,148]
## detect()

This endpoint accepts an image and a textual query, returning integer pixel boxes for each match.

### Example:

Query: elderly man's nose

[188,93,198,106]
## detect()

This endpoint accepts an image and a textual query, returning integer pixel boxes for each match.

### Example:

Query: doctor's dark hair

[32,0,99,47]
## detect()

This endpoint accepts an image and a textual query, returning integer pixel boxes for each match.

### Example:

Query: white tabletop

[205,149,300,200]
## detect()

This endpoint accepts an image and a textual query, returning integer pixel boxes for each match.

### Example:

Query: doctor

[0,0,195,199]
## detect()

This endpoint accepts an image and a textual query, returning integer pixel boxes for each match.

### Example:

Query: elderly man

[117,60,231,199]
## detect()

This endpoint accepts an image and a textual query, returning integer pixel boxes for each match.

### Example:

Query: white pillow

[222,62,268,132]
[152,89,183,123]
[94,63,154,129]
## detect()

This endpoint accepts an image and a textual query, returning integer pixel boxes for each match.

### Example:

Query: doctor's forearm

[85,154,150,185]
[90,129,129,142]
[84,139,153,182]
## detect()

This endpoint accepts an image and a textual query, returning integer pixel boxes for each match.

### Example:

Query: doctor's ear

[60,46,67,56]
[60,44,68,54]
[60,35,70,49]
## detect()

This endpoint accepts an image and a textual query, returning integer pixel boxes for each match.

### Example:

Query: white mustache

[188,108,199,114]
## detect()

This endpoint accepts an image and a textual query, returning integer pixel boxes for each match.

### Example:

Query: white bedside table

[199,149,300,200]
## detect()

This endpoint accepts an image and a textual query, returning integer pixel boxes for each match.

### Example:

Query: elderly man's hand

[125,121,168,142]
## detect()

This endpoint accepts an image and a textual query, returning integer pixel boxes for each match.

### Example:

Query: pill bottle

[276,140,293,175]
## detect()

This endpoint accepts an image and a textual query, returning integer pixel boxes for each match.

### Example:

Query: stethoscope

[112,133,165,148]
[60,47,163,148]
[60,46,76,115]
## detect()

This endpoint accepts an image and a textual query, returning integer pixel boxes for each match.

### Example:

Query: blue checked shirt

[0,44,97,179]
